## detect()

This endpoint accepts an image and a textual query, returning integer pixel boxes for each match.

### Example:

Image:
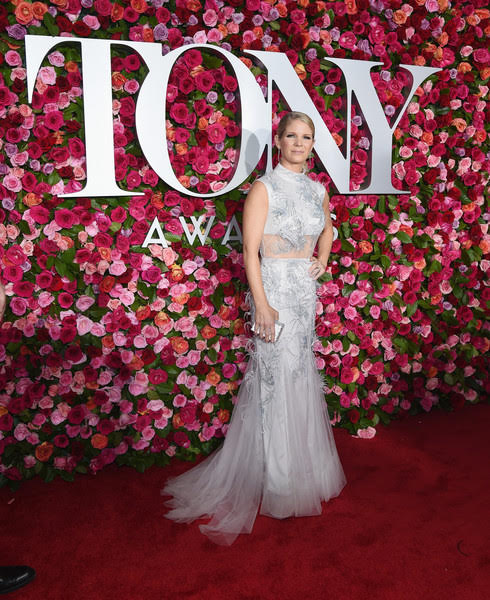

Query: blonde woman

[163,112,346,544]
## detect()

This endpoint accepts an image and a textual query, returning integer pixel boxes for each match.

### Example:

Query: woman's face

[275,119,314,172]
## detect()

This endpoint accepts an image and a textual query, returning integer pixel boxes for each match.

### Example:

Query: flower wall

[0,0,488,486]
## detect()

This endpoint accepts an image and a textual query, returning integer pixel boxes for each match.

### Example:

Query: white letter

[25,35,144,198]
[135,44,270,198]
[246,51,439,194]
[222,215,242,245]
[142,217,169,248]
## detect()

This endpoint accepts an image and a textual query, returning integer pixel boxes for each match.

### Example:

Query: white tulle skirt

[162,258,346,545]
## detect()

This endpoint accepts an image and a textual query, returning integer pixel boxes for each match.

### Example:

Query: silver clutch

[250,321,284,342]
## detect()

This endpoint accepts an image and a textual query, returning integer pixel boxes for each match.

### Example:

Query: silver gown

[163,163,347,545]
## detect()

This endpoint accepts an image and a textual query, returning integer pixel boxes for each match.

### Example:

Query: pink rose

[357,427,376,439]
[9,297,27,316]
[142,266,162,284]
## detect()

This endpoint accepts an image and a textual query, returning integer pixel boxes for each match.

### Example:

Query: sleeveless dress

[162,163,346,545]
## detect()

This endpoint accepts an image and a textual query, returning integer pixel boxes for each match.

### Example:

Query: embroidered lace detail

[258,163,325,259]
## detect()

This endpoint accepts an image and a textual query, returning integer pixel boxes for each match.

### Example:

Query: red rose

[54,434,69,448]
[348,409,360,423]
[0,413,13,432]
[68,405,87,425]
[173,431,190,447]
[148,369,168,384]
[64,345,83,363]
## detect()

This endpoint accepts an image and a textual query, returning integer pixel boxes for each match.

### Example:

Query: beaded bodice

[258,163,326,259]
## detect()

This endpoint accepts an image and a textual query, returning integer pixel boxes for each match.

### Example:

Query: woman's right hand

[253,303,279,343]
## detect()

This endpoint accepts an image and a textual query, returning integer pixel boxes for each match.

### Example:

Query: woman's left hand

[309,257,326,280]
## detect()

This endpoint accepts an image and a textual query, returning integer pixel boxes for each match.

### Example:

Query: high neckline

[274,162,305,179]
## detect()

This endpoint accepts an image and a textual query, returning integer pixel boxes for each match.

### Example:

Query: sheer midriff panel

[260,234,317,259]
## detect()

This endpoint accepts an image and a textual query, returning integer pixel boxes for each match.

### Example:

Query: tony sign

[25,35,440,203]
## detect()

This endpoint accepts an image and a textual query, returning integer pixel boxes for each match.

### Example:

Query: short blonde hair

[276,111,315,139]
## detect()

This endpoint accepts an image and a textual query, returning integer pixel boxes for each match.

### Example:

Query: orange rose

[479,239,490,254]
[86,397,97,410]
[428,366,438,378]
[65,61,79,73]
[91,434,108,450]
[239,57,253,69]
[276,3,288,17]
[218,305,231,320]
[23,193,42,207]
[136,305,151,321]
[457,62,472,74]
[413,56,426,66]
[346,0,357,14]
[30,1,47,17]
[112,72,127,90]
[421,131,433,145]
[399,224,413,237]
[15,2,34,25]
[217,409,230,424]
[393,10,407,25]
[479,67,490,80]
[294,64,307,80]
[233,319,245,335]
[35,442,54,462]
[331,323,343,335]
[198,117,209,130]
[178,175,191,189]
[32,2,48,19]
[170,265,184,282]
[129,355,144,370]
[172,413,183,428]
[206,369,221,386]
[142,28,154,43]
[201,325,217,340]
[111,2,124,21]
[175,143,188,156]
[151,192,164,209]
[186,0,201,11]
[438,32,449,47]
[358,241,373,254]
[0,406,8,417]
[131,0,148,13]
[102,335,115,349]
[173,293,189,305]
[451,118,467,132]
[155,311,170,327]
[171,336,189,354]
[333,133,343,147]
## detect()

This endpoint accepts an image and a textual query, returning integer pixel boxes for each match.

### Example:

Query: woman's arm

[242,181,279,342]
[310,191,333,279]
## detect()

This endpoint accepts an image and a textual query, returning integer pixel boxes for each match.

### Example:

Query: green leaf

[43,13,59,36]
[406,302,418,317]
[341,239,355,252]
[396,231,412,244]
[61,247,76,264]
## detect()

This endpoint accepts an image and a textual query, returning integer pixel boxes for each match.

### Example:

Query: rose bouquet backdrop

[0,0,488,486]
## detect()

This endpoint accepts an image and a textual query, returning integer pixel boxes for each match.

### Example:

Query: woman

[163,112,346,545]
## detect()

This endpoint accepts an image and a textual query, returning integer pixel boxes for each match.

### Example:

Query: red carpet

[1,404,489,600]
